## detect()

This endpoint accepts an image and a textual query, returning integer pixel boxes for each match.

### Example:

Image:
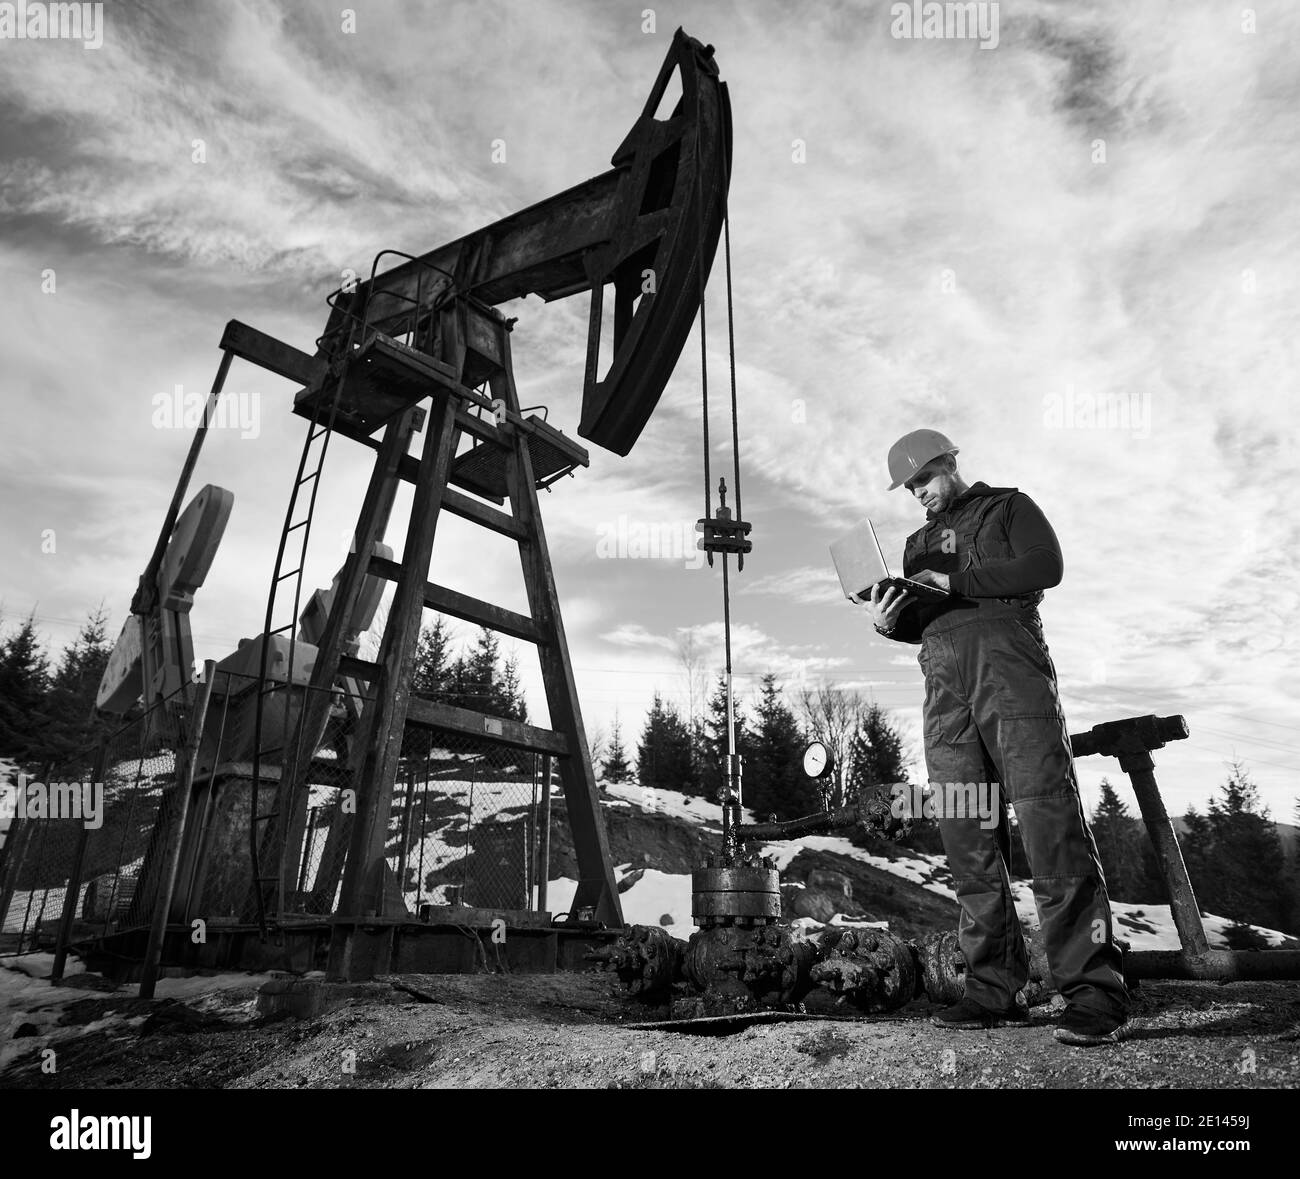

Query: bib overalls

[900,487,1128,1019]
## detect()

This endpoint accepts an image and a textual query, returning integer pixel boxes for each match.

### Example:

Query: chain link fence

[386,732,550,916]
[1,668,554,957]
[0,690,189,956]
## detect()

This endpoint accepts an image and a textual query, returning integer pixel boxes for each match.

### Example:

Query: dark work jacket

[886,482,1058,644]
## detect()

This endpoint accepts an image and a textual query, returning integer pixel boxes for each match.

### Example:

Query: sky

[1,0,1297,823]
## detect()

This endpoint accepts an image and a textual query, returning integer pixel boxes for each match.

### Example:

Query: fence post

[52,738,110,981]
[396,763,415,899]
[139,662,216,1000]
[537,755,552,913]
[2,761,54,954]
[0,819,33,949]
[17,819,52,956]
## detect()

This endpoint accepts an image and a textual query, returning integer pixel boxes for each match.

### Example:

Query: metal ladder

[246,253,453,932]
[247,388,345,932]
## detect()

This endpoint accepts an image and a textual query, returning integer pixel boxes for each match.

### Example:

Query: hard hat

[886,429,959,490]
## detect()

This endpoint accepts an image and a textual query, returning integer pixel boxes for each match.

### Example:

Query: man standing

[870,428,1129,1046]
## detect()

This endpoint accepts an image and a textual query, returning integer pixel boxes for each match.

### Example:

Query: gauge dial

[802,740,833,779]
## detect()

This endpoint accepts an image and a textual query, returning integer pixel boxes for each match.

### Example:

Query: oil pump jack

[96,28,737,979]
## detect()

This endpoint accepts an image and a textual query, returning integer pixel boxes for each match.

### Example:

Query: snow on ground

[604,780,745,831]
[382,774,542,906]
[762,837,957,898]
[2,883,92,934]
[586,782,1295,953]
[297,771,543,907]
[0,952,276,1073]
[548,868,697,941]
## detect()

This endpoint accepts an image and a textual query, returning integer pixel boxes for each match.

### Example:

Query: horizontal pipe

[1124,948,1300,981]
[737,805,857,842]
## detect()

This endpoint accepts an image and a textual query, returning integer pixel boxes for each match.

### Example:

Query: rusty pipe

[1125,949,1300,981]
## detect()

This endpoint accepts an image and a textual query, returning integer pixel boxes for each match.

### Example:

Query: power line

[1183,724,1300,757]
[1097,681,1300,734]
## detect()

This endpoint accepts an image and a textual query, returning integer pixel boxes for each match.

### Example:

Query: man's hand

[908,569,950,592]
[867,583,911,634]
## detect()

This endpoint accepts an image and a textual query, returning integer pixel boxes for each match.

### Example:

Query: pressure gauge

[803,740,833,779]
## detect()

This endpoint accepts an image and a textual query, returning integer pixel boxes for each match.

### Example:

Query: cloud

[598,623,677,653]
[739,564,843,607]
[1,0,1296,820]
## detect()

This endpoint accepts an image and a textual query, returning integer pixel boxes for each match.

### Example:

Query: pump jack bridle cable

[695,100,744,570]
[723,206,743,553]
[692,100,749,829]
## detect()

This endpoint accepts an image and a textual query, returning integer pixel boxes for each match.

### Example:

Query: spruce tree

[464,627,504,714]
[1088,778,1166,903]
[444,653,469,711]
[841,698,915,848]
[847,701,910,795]
[404,616,451,761]
[45,606,115,775]
[1090,777,1137,901]
[748,674,819,821]
[637,692,698,797]
[1209,763,1290,932]
[602,711,631,784]
[500,654,527,723]
[1181,804,1214,912]
[1182,765,1291,933]
[700,673,749,803]
[410,616,451,698]
[0,613,51,767]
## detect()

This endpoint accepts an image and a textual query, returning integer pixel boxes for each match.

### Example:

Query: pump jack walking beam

[314,28,730,459]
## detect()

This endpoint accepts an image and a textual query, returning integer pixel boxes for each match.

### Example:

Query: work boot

[930,997,1028,1030]
[1053,1004,1128,1046]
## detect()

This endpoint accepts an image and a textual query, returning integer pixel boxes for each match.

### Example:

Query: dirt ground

[2,967,1298,1090]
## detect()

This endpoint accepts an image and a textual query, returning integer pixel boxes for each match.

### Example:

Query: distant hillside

[1172,816,1299,860]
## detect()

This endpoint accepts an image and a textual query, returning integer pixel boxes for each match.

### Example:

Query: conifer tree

[700,673,749,803]
[847,701,910,796]
[747,674,818,821]
[637,692,698,797]
[45,606,114,774]
[500,653,527,723]
[1182,763,1291,933]
[0,613,51,767]
[1090,777,1139,900]
[410,616,451,698]
[602,711,631,784]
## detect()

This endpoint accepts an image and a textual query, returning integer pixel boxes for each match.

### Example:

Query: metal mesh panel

[80,701,188,941]
[1,668,555,955]
[390,730,546,915]
[0,692,188,955]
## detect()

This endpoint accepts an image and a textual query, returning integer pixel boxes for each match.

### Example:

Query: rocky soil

[2,966,1297,1090]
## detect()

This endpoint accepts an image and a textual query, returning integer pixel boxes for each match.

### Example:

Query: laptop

[829,519,951,604]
